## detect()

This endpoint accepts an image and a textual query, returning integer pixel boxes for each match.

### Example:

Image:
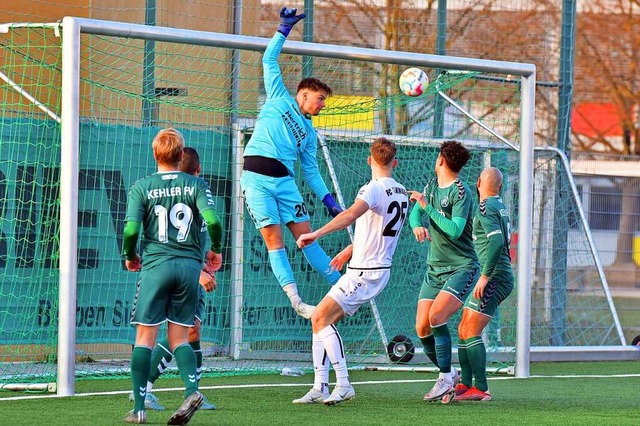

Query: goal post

[54,17,536,389]
[6,16,630,397]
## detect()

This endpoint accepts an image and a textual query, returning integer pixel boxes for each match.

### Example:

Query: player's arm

[122,221,141,259]
[478,208,505,278]
[296,199,369,248]
[122,184,143,271]
[408,192,431,243]
[408,200,427,228]
[122,221,141,271]
[202,209,223,272]
[263,8,305,100]
[300,144,342,217]
[420,191,471,240]
[330,244,353,272]
[202,209,222,254]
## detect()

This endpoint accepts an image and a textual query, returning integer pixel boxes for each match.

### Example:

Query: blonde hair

[152,128,184,165]
[370,137,397,166]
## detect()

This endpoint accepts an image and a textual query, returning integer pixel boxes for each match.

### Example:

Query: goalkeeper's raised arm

[238,6,344,319]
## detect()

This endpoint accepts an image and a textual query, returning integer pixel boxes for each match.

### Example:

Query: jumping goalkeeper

[240,7,343,319]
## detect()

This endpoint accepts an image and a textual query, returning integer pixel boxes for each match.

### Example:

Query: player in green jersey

[455,167,514,402]
[131,147,218,412]
[408,141,479,404]
[122,129,223,425]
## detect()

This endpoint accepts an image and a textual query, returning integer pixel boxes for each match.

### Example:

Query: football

[399,67,429,97]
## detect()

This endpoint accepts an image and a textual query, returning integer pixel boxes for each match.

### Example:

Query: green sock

[189,341,202,382]
[419,334,439,368]
[173,343,198,398]
[432,323,452,374]
[130,346,152,412]
[465,336,488,391]
[457,338,473,387]
[148,338,173,384]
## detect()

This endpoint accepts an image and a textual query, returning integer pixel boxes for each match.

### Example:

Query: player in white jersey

[295,137,408,405]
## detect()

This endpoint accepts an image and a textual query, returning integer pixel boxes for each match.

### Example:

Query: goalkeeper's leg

[287,221,341,285]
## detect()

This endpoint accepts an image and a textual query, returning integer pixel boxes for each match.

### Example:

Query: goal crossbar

[6,16,534,395]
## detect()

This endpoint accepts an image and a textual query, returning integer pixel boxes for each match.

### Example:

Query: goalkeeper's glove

[322,193,343,218]
[278,7,306,37]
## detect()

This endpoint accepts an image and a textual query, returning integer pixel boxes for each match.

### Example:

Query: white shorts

[327,267,391,316]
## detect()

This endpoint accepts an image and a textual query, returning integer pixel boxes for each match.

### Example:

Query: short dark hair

[297,77,332,97]
[439,140,470,173]
[370,137,397,166]
[180,147,200,175]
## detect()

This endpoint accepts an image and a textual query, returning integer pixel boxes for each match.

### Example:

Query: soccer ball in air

[399,68,429,97]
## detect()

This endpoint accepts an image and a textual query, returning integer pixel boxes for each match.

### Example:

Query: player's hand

[408,190,428,209]
[199,270,217,293]
[322,193,343,218]
[473,274,489,299]
[296,231,318,248]
[412,226,431,243]
[205,250,223,273]
[278,7,306,37]
[330,245,353,272]
[125,255,141,272]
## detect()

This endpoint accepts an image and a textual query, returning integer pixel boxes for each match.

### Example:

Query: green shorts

[130,257,202,327]
[418,263,480,303]
[463,270,514,318]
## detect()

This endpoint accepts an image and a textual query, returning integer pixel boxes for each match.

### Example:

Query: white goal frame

[6,17,536,395]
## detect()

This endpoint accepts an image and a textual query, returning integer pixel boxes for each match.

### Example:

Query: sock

[268,248,298,303]
[190,341,203,382]
[432,322,452,375]
[466,336,488,392]
[312,333,330,393]
[418,334,439,368]
[283,283,302,307]
[130,345,152,412]
[318,325,349,387]
[457,338,473,387]
[173,343,198,398]
[147,338,173,388]
[301,241,341,284]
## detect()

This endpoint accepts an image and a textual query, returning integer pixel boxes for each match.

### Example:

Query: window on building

[589,185,622,231]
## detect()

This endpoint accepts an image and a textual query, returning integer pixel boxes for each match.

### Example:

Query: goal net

[0,18,623,392]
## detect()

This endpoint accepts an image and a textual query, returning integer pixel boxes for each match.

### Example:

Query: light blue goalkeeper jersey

[243,32,330,200]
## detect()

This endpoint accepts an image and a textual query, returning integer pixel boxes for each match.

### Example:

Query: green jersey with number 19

[125,171,216,269]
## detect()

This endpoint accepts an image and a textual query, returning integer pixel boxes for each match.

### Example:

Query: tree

[574,0,640,267]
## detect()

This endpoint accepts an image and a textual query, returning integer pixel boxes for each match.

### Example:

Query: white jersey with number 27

[349,177,408,269]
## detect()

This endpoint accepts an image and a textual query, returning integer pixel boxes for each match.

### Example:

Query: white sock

[317,324,350,387]
[146,381,154,393]
[283,283,302,307]
[439,371,452,383]
[312,333,330,393]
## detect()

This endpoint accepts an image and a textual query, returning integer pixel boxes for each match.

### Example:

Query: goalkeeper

[408,140,479,404]
[240,6,342,319]
[455,167,514,402]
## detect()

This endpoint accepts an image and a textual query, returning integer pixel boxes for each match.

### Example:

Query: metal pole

[230,127,245,359]
[433,0,447,138]
[302,0,314,78]
[515,72,536,378]
[142,0,156,126]
[550,0,576,346]
[58,16,81,396]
